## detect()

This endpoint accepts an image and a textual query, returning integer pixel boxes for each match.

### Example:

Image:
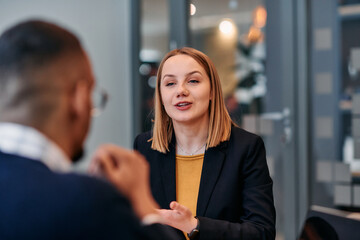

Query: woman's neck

[173,118,209,155]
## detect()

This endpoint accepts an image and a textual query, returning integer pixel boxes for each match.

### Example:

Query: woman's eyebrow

[162,74,176,79]
[162,71,202,80]
[186,70,202,77]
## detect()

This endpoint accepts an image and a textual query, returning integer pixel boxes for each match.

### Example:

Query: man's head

[0,20,95,162]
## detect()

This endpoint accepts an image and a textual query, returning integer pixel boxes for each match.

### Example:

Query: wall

[0,0,133,170]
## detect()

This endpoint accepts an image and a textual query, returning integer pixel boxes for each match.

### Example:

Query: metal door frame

[266,0,310,238]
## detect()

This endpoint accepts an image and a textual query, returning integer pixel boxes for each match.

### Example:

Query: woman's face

[160,54,211,126]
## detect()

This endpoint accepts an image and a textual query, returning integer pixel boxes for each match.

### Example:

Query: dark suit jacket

[134,126,276,240]
[0,151,177,240]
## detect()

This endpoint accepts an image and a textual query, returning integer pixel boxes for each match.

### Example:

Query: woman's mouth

[175,102,192,110]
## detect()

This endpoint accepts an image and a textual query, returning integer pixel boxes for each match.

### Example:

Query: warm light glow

[253,5,267,28]
[190,3,196,16]
[247,26,263,43]
[219,19,235,35]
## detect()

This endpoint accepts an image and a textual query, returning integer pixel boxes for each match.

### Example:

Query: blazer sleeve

[133,132,146,151]
[197,135,275,240]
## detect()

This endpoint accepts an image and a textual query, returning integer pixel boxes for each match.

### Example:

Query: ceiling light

[190,3,196,16]
[219,19,235,35]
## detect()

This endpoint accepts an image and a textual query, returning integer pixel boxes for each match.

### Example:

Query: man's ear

[69,80,90,120]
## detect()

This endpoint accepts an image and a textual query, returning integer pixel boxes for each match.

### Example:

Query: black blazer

[0,151,177,240]
[134,126,276,240]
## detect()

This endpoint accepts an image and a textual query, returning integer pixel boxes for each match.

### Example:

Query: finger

[88,149,106,174]
[88,162,102,177]
[98,150,116,178]
[105,145,136,166]
[96,145,122,169]
[169,201,179,210]
[109,154,119,168]
[110,147,149,174]
[88,157,98,174]
[170,201,190,215]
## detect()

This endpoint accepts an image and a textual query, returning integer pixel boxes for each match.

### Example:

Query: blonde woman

[134,47,275,240]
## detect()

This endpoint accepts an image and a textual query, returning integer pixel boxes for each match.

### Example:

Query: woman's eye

[189,79,199,84]
[165,82,175,86]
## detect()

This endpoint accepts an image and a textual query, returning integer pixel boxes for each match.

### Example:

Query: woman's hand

[157,201,198,233]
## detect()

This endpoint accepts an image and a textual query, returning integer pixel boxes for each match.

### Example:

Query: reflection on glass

[140,0,169,132]
[189,3,290,239]
[190,1,266,125]
[299,217,339,240]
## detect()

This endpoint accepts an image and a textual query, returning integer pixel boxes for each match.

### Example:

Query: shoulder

[58,173,125,200]
[52,173,135,221]
[47,174,143,238]
[133,131,154,154]
[41,172,130,214]
[230,126,264,147]
[0,155,138,237]
[134,131,152,145]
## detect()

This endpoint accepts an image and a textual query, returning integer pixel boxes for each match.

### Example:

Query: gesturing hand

[157,201,198,233]
[89,144,159,219]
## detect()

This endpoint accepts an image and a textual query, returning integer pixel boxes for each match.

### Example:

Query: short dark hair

[0,20,84,124]
[0,19,82,72]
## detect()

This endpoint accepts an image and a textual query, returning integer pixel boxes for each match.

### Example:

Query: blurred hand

[89,144,159,219]
[157,201,197,233]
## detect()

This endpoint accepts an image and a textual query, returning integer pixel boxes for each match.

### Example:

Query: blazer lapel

[159,144,177,207]
[196,144,226,216]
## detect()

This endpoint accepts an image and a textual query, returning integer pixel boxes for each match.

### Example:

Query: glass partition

[189,1,291,239]
[310,0,360,212]
[139,0,169,132]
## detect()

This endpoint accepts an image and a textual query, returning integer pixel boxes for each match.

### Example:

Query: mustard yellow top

[176,153,204,214]
[176,153,204,240]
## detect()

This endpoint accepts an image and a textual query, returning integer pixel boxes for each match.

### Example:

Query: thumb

[170,201,189,214]
[169,201,178,210]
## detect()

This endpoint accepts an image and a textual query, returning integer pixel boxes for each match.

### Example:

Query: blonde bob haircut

[151,47,234,153]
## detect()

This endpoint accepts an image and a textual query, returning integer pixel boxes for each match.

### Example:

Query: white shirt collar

[0,122,72,173]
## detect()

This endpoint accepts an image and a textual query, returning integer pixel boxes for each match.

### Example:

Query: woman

[134,47,275,240]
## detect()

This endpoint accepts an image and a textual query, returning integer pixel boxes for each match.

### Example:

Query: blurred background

[1,0,360,239]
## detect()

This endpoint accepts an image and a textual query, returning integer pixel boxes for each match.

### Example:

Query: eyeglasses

[91,86,109,117]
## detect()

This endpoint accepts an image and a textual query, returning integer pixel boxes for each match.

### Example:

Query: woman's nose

[176,83,189,96]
